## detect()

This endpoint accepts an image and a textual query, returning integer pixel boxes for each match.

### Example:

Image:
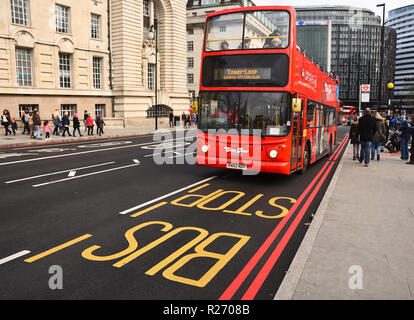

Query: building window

[143,0,150,36]
[19,104,39,118]
[187,73,194,84]
[188,28,194,35]
[93,57,102,89]
[56,4,70,33]
[219,25,226,32]
[11,0,30,26]
[95,104,106,117]
[59,53,71,88]
[148,63,155,90]
[15,47,32,86]
[187,57,194,68]
[187,41,194,52]
[60,104,76,117]
[91,14,101,39]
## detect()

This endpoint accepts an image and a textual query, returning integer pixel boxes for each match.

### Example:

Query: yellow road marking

[187,183,210,194]
[25,234,92,263]
[130,202,168,218]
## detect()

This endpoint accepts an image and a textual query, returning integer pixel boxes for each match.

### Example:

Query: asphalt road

[0,126,349,300]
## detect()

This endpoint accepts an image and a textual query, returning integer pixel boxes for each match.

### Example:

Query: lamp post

[387,82,394,110]
[377,3,385,110]
[148,23,158,130]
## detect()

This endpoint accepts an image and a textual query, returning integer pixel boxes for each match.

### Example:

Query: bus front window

[199,91,292,136]
[205,11,290,51]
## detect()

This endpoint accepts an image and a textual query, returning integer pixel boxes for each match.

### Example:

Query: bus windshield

[198,91,292,136]
[205,10,290,51]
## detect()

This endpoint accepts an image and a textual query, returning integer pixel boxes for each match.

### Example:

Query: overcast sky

[254,0,414,19]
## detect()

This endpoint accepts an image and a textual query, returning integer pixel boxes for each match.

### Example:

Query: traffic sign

[361,84,370,93]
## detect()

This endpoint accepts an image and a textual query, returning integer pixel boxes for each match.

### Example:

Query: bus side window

[324,106,329,127]
[306,101,315,128]
[317,106,324,127]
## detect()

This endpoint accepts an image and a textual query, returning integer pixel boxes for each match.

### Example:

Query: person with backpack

[61,112,71,137]
[11,117,18,136]
[357,107,377,167]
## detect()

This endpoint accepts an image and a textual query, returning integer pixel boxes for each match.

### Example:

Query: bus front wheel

[300,144,310,174]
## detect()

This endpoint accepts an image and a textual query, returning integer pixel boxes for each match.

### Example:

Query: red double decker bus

[196,6,339,175]
[342,106,358,119]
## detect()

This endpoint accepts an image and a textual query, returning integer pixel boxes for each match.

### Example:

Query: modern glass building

[386,5,414,111]
[295,6,397,109]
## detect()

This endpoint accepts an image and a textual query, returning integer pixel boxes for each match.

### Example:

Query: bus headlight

[269,149,278,159]
[201,145,209,153]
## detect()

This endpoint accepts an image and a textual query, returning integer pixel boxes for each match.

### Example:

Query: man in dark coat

[357,107,377,167]
[407,114,414,165]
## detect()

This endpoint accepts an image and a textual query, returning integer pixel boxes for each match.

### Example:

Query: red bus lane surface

[220,135,349,300]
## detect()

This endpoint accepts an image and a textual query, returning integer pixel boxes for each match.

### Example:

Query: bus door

[290,94,304,171]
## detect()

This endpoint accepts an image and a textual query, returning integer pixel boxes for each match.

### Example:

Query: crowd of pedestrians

[349,107,414,166]
[168,111,197,129]
[2,108,105,140]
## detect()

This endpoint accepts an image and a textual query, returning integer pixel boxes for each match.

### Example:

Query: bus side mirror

[292,98,302,113]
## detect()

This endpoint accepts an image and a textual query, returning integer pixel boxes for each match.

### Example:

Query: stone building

[0,0,188,127]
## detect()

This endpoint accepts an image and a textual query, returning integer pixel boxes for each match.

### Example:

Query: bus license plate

[226,163,247,170]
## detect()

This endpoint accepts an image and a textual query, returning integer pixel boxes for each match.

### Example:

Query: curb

[0,133,154,149]
[273,142,349,300]
[0,128,195,149]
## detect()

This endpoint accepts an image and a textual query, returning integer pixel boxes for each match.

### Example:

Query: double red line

[219,134,349,300]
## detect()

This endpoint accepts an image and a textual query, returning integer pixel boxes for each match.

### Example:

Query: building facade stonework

[0,0,189,127]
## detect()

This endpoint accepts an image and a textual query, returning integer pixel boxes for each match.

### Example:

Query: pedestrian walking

[1,109,12,136]
[357,107,376,167]
[86,114,94,136]
[32,110,42,140]
[371,112,387,161]
[169,111,174,128]
[193,113,197,127]
[22,110,29,134]
[96,113,105,136]
[61,112,71,137]
[11,117,18,136]
[52,109,61,136]
[407,114,414,165]
[181,112,186,128]
[72,113,83,137]
[349,116,360,160]
[42,120,51,140]
[400,116,411,161]
[83,110,88,133]
[28,111,34,139]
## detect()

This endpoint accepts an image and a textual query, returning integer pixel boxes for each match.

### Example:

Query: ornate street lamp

[147,24,158,130]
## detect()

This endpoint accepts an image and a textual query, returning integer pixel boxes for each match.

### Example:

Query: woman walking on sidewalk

[32,110,42,140]
[371,112,386,161]
[72,113,83,137]
[86,114,94,136]
[349,116,360,160]
[2,109,12,136]
[28,111,34,139]
[52,109,61,136]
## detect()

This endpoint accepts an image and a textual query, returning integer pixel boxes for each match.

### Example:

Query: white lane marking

[144,148,186,158]
[0,137,186,166]
[168,151,197,159]
[118,176,217,215]
[0,152,37,159]
[32,163,141,188]
[68,171,77,177]
[0,250,31,265]
[5,162,115,184]
[133,159,140,164]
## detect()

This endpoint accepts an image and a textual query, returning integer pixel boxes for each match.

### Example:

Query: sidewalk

[0,125,192,148]
[275,143,414,300]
